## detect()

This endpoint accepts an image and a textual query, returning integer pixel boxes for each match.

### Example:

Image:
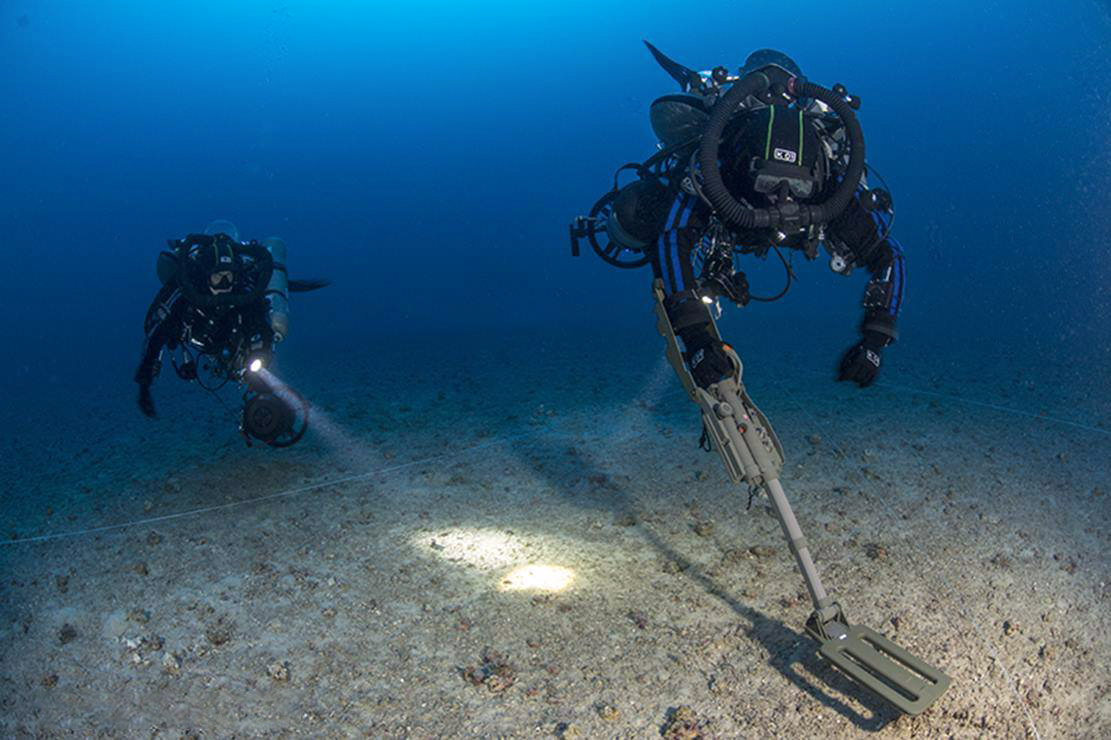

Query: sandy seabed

[1,329,1108,738]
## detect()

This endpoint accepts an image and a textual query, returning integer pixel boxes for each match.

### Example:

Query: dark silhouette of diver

[573,46,903,390]
[134,220,329,447]
[569,45,949,716]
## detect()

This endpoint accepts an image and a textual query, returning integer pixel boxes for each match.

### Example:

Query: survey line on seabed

[0,434,528,547]
[790,367,1110,437]
[5,365,1106,548]
[0,379,691,548]
[773,379,1044,740]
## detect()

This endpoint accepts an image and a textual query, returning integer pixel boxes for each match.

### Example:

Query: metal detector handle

[652,278,784,486]
[652,279,721,403]
[707,363,785,483]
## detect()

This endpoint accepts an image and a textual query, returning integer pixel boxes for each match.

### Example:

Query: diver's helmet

[740,49,802,78]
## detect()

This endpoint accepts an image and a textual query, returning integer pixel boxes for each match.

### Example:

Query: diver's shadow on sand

[639,527,901,732]
[517,432,901,733]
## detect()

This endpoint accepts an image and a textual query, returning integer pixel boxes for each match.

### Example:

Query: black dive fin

[643,40,700,92]
[288,278,331,292]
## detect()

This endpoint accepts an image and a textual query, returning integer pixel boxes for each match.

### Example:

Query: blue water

[2,5,1111,734]
[1,0,1108,431]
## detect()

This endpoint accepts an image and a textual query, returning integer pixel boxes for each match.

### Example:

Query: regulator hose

[793,77,866,224]
[698,73,866,230]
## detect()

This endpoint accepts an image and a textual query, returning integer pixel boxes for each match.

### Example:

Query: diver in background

[574,46,904,389]
[134,220,328,447]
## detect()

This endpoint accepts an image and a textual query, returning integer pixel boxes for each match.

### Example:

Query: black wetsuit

[134,283,274,387]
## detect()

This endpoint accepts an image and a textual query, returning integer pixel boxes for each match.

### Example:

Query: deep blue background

[1,0,1109,404]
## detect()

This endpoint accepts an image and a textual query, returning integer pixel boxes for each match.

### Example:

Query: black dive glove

[134,358,160,418]
[837,330,888,388]
[685,335,734,389]
[137,383,156,418]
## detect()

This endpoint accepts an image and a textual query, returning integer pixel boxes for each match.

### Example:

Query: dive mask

[208,269,235,294]
[202,234,240,294]
[749,158,819,200]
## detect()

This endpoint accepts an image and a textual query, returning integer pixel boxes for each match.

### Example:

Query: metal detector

[653,279,949,715]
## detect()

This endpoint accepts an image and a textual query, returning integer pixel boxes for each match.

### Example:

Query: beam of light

[414,528,530,569]
[255,367,382,465]
[414,529,576,592]
[498,564,575,593]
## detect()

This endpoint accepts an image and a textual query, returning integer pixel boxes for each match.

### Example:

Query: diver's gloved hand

[137,384,156,418]
[688,340,735,388]
[837,331,888,388]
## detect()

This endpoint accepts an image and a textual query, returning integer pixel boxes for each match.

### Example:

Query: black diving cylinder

[606,178,671,251]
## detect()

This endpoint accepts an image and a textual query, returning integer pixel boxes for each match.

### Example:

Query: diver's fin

[288,278,331,292]
[643,40,699,92]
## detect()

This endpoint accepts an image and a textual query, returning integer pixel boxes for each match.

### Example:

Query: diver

[568,45,949,715]
[134,220,329,447]
[572,44,904,390]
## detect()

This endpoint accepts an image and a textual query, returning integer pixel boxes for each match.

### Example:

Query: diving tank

[262,236,290,342]
[649,93,709,149]
[204,219,241,242]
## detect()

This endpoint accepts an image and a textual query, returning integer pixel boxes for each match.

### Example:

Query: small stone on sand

[58,624,77,645]
[267,660,290,682]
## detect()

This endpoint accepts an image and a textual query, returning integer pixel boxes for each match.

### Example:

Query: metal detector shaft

[653,280,832,615]
[765,478,829,610]
[694,345,840,623]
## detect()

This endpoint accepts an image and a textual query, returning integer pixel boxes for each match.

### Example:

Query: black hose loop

[792,79,866,223]
[698,72,771,229]
[698,74,867,230]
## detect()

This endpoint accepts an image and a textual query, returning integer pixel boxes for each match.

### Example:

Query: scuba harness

[158,233,276,388]
[158,233,275,309]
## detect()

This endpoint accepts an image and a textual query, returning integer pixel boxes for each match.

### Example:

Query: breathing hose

[698,72,866,230]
